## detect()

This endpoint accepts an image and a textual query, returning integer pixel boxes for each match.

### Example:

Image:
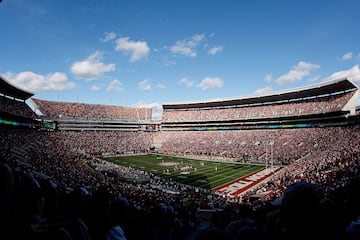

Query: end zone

[213,166,283,197]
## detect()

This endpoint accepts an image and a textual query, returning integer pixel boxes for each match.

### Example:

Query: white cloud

[71,51,115,80]
[348,65,360,83]
[4,71,75,92]
[101,31,117,42]
[106,80,123,92]
[326,69,347,80]
[90,85,100,91]
[192,34,205,42]
[254,86,273,96]
[208,46,223,55]
[178,77,194,88]
[136,101,162,109]
[326,65,360,84]
[157,83,166,89]
[164,59,176,66]
[264,74,272,83]
[276,61,320,85]
[138,79,152,91]
[170,44,196,57]
[135,101,163,120]
[115,37,150,62]
[169,34,205,57]
[308,75,320,82]
[341,52,353,61]
[197,77,224,90]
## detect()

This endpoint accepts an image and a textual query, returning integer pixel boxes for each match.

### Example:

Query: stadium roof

[0,75,34,100]
[163,77,358,110]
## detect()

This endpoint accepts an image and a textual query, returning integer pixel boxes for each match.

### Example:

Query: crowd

[0,128,219,240]
[1,88,360,239]
[31,98,152,121]
[1,124,360,239]
[159,126,359,165]
[162,91,354,122]
[0,96,36,119]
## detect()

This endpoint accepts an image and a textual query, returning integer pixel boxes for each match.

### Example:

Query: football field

[103,154,265,190]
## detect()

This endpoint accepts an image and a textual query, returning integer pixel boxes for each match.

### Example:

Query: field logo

[214,167,282,196]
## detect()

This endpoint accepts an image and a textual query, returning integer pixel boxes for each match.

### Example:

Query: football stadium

[1,74,360,239]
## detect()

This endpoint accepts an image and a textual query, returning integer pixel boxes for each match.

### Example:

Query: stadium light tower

[265,142,268,169]
[264,139,274,170]
[270,139,274,170]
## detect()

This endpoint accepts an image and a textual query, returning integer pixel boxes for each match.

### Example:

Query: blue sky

[1,0,360,111]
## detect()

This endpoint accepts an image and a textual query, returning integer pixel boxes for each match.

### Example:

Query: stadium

[1,74,360,239]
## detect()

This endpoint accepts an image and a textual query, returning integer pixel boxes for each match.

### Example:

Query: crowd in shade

[0,96,36,119]
[1,124,360,240]
[1,91,360,239]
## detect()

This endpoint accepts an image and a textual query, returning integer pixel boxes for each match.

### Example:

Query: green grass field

[103,154,264,189]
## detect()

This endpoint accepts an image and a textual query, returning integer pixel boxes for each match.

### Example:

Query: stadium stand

[161,78,358,131]
[0,75,38,128]
[1,74,360,239]
[30,98,156,131]
[31,98,152,121]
